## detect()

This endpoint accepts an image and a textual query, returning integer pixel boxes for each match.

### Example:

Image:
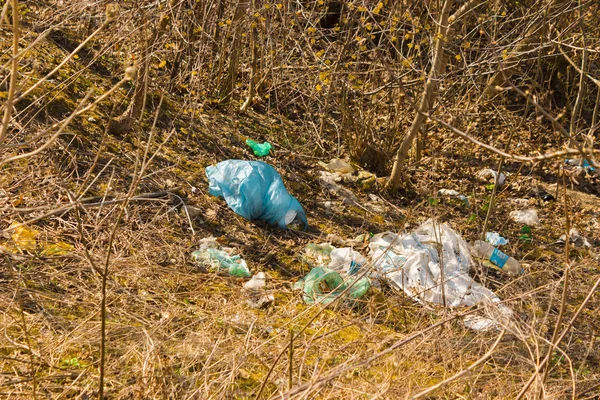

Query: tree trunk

[240,3,258,112]
[387,0,454,190]
[219,0,251,105]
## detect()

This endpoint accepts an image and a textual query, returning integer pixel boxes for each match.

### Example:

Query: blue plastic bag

[206,160,308,229]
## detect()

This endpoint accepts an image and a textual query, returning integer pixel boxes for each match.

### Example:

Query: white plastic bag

[319,158,355,174]
[328,247,368,275]
[510,209,540,226]
[368,220,512,331]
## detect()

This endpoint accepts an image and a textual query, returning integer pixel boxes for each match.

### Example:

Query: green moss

[332,324,362,343]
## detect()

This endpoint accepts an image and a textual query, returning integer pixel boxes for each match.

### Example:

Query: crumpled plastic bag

[329,247,367,275]
[368,219,512,331]
[294,266,370,305]
[319,171,358,205]
[485,232,509,246]
[192,237,251,277]
[510,209,540,226]
[319,158,355,174]
[206,160,307,229]
[477,168,506,187]
[297,243,371,304]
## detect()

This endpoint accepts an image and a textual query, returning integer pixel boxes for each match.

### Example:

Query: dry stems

[0,0,598,399]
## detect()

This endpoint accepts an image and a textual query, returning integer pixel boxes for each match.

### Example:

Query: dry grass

[1,1,599,399]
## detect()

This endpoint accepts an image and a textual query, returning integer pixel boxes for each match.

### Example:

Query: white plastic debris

[328,247,367,275]
[510,209,540,226]
[192,237,251,277]
[565,158,596,173]
[438,189,469,206]
[319,171,358,205]
[243,272,274,308]
[319,158,355,174]
[477,169,506,186]
[368,220,512,331]
[244,272,266,290]
[559,228,592,248]
[485,232,509,246]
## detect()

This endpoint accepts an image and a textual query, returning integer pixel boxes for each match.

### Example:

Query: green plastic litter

[295,266,370,305]
[519,226,532,243]
[304,243,334,266]
[192,248,251,277]
[246,139,272,157]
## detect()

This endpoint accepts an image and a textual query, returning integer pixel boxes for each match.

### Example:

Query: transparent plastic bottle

[471,240,524,274]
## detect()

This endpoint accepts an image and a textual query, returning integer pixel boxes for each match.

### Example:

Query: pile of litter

[196,159,587,332]
[367,220,514,331]
[292,220,516,331]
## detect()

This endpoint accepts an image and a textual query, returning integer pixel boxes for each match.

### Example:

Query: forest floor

[1,12,600,400]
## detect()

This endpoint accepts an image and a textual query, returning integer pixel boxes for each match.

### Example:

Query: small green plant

[61,357,83,368]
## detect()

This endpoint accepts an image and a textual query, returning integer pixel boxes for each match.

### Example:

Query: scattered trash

[510,209,540,226]
[471,240,524,275]
[304,242,335,266]
[319,158,355,174]
[565,158,596,172]
[477,169,506,187]
[529,186,554,201]
[244,272,274,308]
[319,171,358,205]
[294,266,370,305]
[485,232,509,246]
[518,226,532,243]
[368,220,513,331]
[323,200,334,215]
[181,204,203,218]
[329,247,367,275]
[559,228,592,248]
[206,160,307,229]
[438,189,469,206]
[298,242,371,304]
[192,237,251,277]
[246,139,272,157]
[244,271,266,290]
[352,232,373,245]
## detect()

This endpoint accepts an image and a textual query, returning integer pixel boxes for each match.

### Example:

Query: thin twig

[411,329,506,399]
[0,0,20,147]
[423,113,599,163]
[0,78,129,167]
[515,274,600,399]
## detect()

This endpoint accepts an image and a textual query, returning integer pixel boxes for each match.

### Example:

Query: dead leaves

[1,222,74,256]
